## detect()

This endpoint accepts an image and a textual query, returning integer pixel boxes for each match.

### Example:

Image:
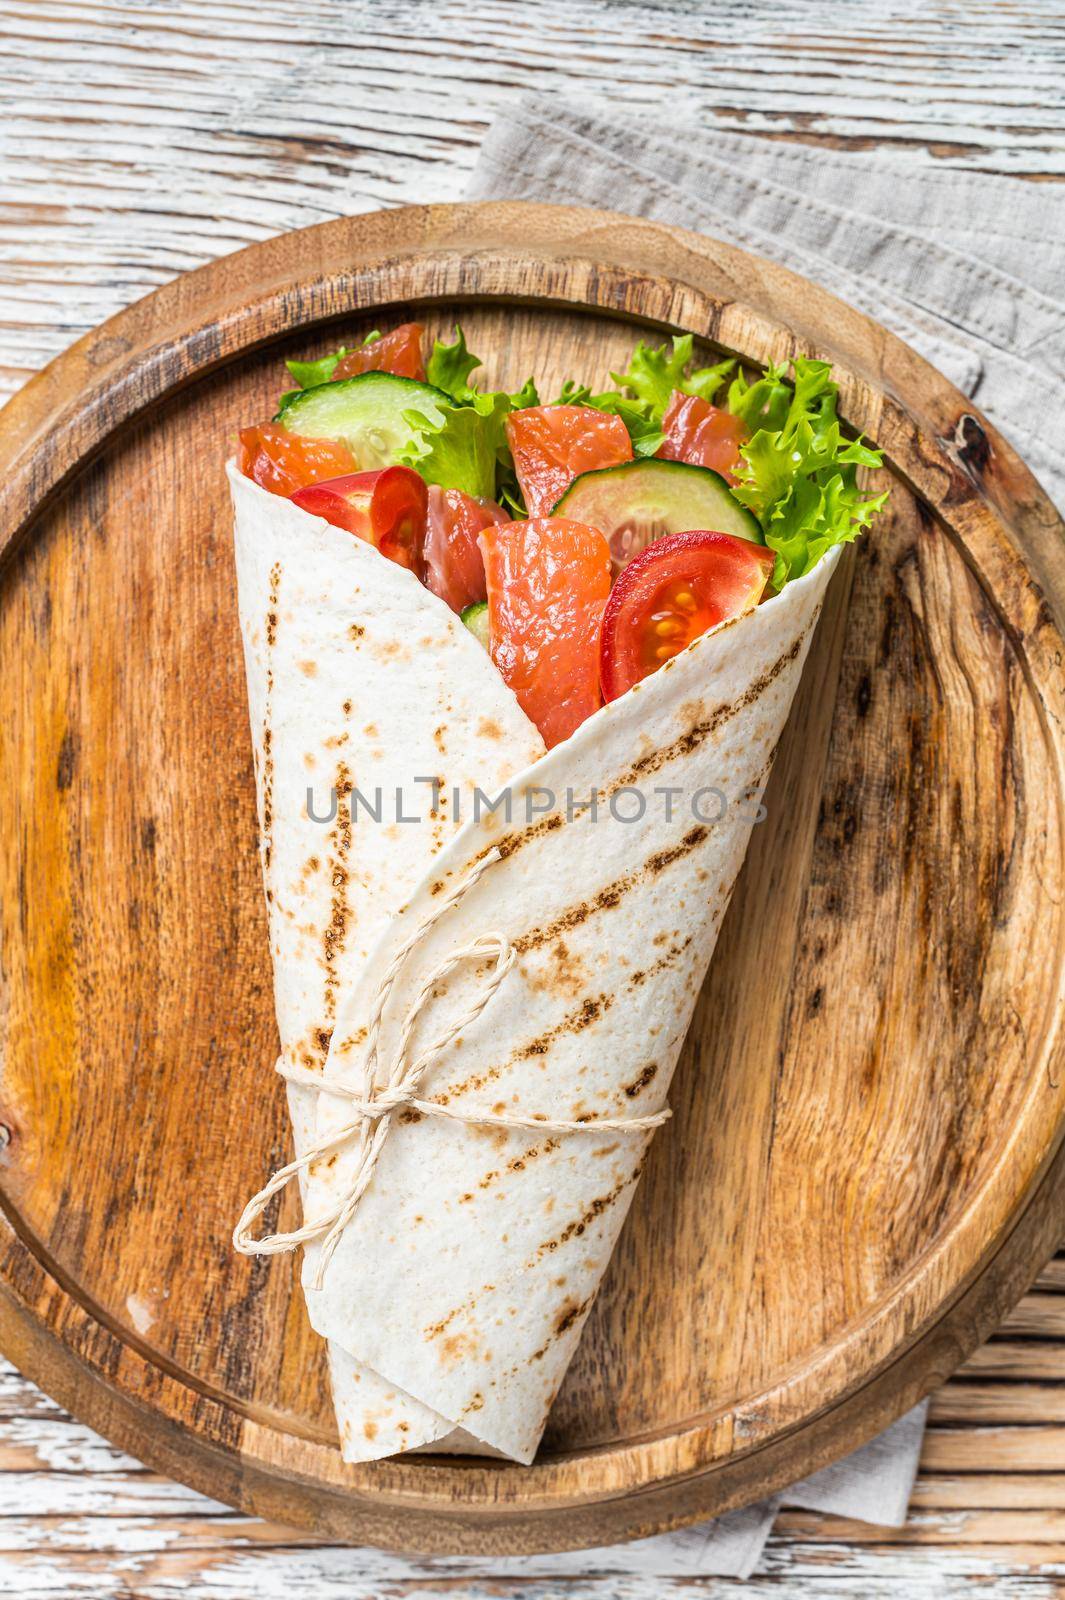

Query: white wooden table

[2,2,1065,1593]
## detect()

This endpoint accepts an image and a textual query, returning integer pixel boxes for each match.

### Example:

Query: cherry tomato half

[290,467,429,574]
[657,391,747,485]
[332,323,426,382]
[239,423,357,497]
[506,405,633,516]
[480,516,611,749]
[599,529,775,702]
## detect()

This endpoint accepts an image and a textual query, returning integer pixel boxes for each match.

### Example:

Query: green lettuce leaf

[427,327,539,411]
[508,374,540,410]
[414,327,538,504]
[730,357,888,587]
[284,349,349,389]
[399,404,497,500]
[484,386,536,515]
[426,326,481,402]
[284,330,380,391]
[611,335,734,422]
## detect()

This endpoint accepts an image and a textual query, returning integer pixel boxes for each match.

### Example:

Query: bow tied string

[234,849,669,1291]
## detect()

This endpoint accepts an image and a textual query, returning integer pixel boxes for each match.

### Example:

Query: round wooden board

[1,202,1064,1556]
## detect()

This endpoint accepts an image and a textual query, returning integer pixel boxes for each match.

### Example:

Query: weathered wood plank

[0,1417,147,1473]
[1001,1295,1065,1339]
[776,1509,1065,1545]
[921,1427,1065,1472]
[910,1476,1065,1511]
[1034,1259,1065,1293]
[3,4,1065,1596]
[929,1385,1065,1425]
[1,1546,1062,1600]
[5,1504,1064,1556]
[0,0,1063,405]
[961,1342,1065,1380]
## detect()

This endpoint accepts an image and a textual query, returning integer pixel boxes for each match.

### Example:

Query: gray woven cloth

[460,96,1065,1577]
[469,101,1065,514]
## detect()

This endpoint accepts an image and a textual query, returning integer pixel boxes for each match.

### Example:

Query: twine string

[233,849,669,1291]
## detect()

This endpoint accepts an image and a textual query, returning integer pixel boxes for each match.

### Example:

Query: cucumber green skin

[460,601,490,649]
[552,458,764,546]
[276,372,453,470]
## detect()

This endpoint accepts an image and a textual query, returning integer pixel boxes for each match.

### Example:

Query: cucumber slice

[553,459,762,570]
[276,372,452,471]
[460,601,490,649]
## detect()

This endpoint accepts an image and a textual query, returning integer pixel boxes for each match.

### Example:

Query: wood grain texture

[3,3,1065,1593]
[1,198,1064,1568]
[3,1276,1065,1599]
[1,0,1064,401]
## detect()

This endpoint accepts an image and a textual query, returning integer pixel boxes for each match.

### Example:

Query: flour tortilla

[230,461,838,1463]
[230,464,544,1454]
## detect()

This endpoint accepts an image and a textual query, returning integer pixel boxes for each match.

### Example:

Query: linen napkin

[458,97,1065,1578]
[469,102,1065,512]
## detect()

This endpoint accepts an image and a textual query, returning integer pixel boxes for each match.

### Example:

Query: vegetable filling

[238,323,888,746]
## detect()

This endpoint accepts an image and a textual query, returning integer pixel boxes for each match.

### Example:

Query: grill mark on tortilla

[292,1018,333,1073]
[530,1294,595,1362]
[618,629,807,784]
[422,1167,645,1352]
[424,1286,495,1343]
[624,1062,659,1098]
[260,561,282,875]
[517,994,612,1057]
[627,934,693,989]
[487,810,562,865]
[439,1331,480,1370]
[529,939,588,1000]
[513,826,709,955]
[265,562,280,650]
[432,996,613,1105]
[555,1295,591,1336]
[457,1138,561,1201]
[337,1025,367,1055]
[261,728,273,874]
[525,1160,647,1267]
[453,631,807,882]
[321,761,353,1023]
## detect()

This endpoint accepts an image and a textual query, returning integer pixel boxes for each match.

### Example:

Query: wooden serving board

[1,202,1063,1556]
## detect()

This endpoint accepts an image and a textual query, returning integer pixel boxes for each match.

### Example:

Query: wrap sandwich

[230,324,887,1463]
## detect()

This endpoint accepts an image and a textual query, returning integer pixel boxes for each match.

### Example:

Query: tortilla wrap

[230,462,838,1462]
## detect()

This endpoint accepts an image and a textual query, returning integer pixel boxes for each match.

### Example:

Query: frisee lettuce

[399,404,498,499]
[425,325,480,401]
[552,336,731,460]
[612,335,734,422]
[284,330,380,391]
[276,323,887,581]
[404,328,538,506]
[426,326,539,411]
[606,338,887,586]
[728,358,888,587]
